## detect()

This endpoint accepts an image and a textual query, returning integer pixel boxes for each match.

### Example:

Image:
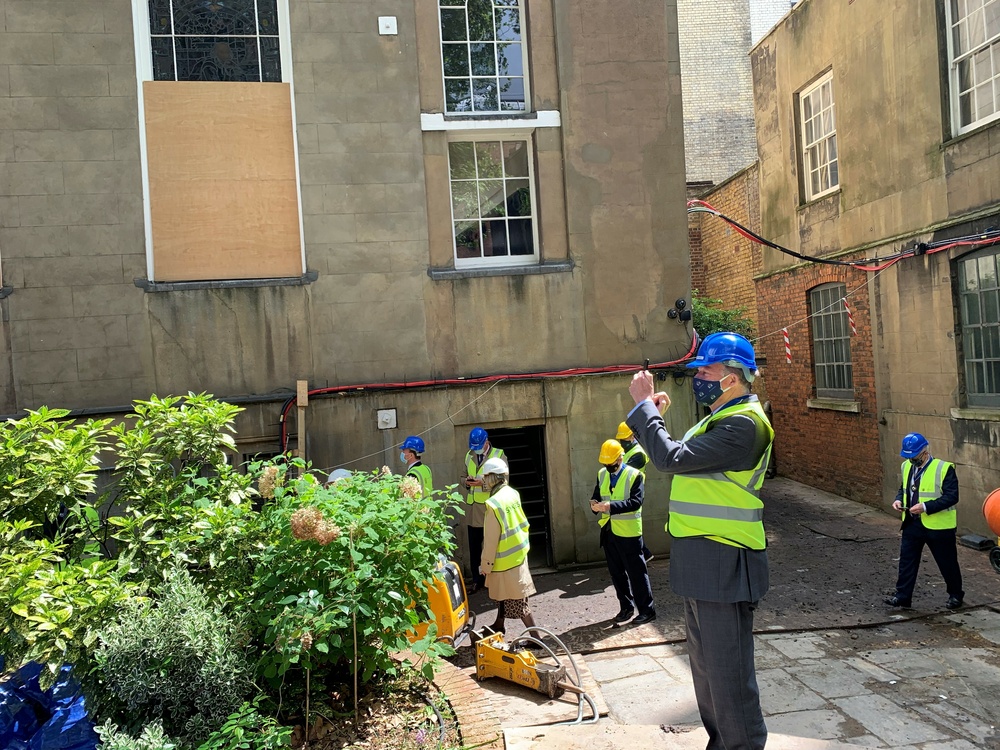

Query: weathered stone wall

[0,0,692,562]
[750,0,1000,533]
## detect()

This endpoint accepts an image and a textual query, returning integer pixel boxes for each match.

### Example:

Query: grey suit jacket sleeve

[626,400,764,474]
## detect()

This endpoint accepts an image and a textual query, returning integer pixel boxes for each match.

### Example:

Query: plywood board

[144,81,302,282]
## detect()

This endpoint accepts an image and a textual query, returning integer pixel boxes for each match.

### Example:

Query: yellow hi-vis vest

[597,465,644,537]
[668,398,773,550]
[901,458,956,530]
[406,463,433,499]
[465,447,505,505]
[486,485,530,572]
[622,442,649,475]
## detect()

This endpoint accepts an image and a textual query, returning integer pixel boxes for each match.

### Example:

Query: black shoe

[884,596,912,609]
[612,609,634,623]
[946,596,964,610]
[631,612,656,625]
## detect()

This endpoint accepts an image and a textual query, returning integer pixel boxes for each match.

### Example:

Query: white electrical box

[377,408,397,430]
[378,16,397,35]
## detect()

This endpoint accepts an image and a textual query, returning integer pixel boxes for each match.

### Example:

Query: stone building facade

[745,0,1000,533]
[0,0,693,569]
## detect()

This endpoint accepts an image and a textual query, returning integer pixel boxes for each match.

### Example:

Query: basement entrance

[486,425,552,568]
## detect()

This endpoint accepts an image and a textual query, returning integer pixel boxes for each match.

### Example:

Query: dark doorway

[487,425,552,568]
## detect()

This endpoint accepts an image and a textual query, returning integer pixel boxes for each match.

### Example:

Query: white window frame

[945,0,1000,135]
[809,282,853,400]
[129,0,305,282]
[437,0,532,116]
[446,132,540,269]
[957,245,1000,408]
[798,71,839,202]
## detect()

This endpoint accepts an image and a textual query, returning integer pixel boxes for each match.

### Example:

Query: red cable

[279,333,700,452]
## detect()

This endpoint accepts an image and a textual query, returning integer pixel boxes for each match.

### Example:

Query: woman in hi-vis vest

[478,457,537,634]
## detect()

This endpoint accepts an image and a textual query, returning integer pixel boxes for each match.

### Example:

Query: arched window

[957,246,1000,407]
[438,0,528,114]
[809,282,853,399]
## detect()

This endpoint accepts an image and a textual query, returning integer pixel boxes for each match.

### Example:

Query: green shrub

[197,700,291,750]
[0,407,108,528]
[251,468,461,686]
[0,519,137,679]
[94,568,253,745]
[691,289,755,338]
[96,721,177,750]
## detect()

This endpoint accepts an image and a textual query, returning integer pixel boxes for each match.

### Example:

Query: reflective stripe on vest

[668,398,773,550]
[901,458,956,530]
[598,464,643,537]
[622,443,649,475]
[486,485,530,572]
[466,447,505,504]
[407,463,433,499]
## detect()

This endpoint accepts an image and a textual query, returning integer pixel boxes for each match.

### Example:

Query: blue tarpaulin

[0,656,100,750]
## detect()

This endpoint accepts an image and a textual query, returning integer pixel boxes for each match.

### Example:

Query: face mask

[399,452,408,463]
[604,462,621,474]
[692,376,731,405]
[909,457,923,466]
[620,439,634,451]
[474,447,486,455]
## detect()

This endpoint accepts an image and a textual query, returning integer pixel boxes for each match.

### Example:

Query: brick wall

[693,166,763,319]
[755,260,882,505]
[676,0,756,183]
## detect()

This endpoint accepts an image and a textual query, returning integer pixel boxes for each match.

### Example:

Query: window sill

[797,188,841,211]
[0,285,11,300]
[941,117,1000,150]
[807,398,860,413]
[135,271,317,293]
[420,110,561,132]
[427,259,574,281]
[950,407,1000,422]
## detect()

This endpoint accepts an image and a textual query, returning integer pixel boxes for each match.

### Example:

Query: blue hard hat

[401,435,425,454]
[469,427,488,451]
[685,332,758,377]
[900,432,928,458]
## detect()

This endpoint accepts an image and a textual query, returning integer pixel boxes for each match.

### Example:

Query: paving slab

[505,724,863,749]
[946,608,1000,644]
[834,694,951,745]
[757,667,828,712]
[786,659,874,699]
[591,666,702,726]
[763,708,853,741]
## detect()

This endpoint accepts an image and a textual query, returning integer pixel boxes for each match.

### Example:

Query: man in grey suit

[626,332,774,750]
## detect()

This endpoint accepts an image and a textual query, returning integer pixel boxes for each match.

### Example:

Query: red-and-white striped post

[782,328,791,363]
[843,297,857,336]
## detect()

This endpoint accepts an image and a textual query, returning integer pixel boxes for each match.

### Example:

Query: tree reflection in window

[448,139,535,262]
[439,0,526,113]
[148,0,281,82]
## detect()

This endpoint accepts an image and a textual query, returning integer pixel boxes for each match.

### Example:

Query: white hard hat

[481,457,508,475]
[326,468,352,484]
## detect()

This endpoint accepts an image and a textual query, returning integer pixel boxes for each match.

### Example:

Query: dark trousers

[685,598,767,750]
[602,532,654,616]
[894,523,964,604]
[467,525,485,588]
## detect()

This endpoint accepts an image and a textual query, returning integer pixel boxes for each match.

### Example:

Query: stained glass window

[148,0,281,82]
[439,0,527,113]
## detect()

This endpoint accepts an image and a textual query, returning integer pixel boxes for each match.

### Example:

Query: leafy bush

[93,568,253,745]
[96,721,177,750]
[102,394,263,604]
[197,701,291,750]
[0,407,108,528]
[0,519,137,678]
[251,469,461,686]
[691,289,755,338]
